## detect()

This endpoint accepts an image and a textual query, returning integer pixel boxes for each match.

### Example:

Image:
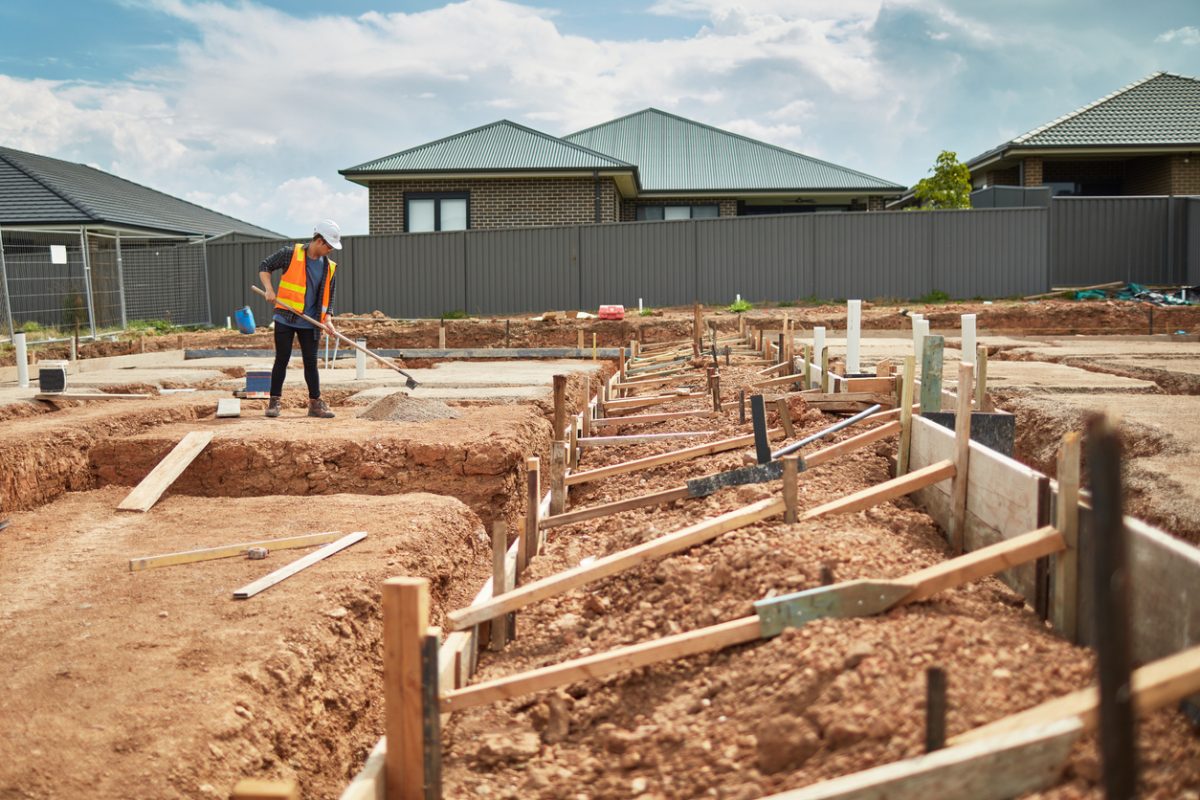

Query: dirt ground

[438,363,1200,799]
[1,319,1198,799]
[0,491,490,799]
[5,298,1199,368]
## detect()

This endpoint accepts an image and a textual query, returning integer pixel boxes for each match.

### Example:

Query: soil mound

[358,391,461,422]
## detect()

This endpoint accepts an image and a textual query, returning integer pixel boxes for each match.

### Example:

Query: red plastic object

[598,305,625,320]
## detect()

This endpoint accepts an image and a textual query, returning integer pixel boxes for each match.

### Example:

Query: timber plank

[117,431,214,512]
[232,532,366,599]
[760,719,1081,800]
[588,409,720,428]
[128,531,344,571]
[565,429,784,486]
[577,430,717,447]
[802,460,955,520]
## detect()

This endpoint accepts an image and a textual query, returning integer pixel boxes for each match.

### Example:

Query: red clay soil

[88,405,551,532]
[6,298,1199,367]
[0,490,491,800]
[437,363,1200,798]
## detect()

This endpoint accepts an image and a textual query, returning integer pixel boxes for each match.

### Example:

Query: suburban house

[0,145,281,239]
[340,108,905,234]
[0,145,281,331]
[968,71,1200,197]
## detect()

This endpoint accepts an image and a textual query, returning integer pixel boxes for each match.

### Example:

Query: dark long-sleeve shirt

[259,244,337,327]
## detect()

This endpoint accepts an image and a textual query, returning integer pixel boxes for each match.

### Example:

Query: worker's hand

[262,287,276,304]
[323,319,337,336]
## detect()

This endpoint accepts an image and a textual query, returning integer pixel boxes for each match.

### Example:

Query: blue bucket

[234,305,256,335]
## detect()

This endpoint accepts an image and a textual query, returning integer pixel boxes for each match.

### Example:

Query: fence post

[78,227,97,339]
[200,235,213,327]
[114,232,128,330]
[0,225,13,340]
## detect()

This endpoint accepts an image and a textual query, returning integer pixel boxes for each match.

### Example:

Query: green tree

[912,150,972,210]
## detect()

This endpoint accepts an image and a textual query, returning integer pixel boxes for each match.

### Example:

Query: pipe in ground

[771,404,882,460]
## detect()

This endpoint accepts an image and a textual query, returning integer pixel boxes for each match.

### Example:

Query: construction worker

[257,219,342,418]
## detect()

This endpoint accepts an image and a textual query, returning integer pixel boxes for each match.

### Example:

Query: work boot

[308,397,335,419]
[265,397,282,418]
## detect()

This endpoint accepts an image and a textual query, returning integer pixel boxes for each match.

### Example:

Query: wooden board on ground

[117,431,215,512]
[577,430,717,448]
[760,718,1081,800]
[565,428,784,486]
[36,392,151,400]
[216,397,241,418]
[129,531,344,571]
[232,532,367,599]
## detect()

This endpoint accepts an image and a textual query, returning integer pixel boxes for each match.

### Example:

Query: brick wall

[366,176,620,234]
[984,167,1020,186]
[867,196,886,211]
[1123,157,1170,195]
[1021,157,1043,186]
[1170,155,1200,195]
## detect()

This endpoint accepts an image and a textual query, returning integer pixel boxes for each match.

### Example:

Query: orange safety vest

[274,244,336,323]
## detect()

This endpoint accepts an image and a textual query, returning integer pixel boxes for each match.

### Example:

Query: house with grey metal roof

[967,72,1200,197]
[0,145,281,238]
[0,145,281,335]
[341,110,904,234]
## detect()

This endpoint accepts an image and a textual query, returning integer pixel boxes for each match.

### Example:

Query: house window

[406,193,469,232]
[636,204,720,221]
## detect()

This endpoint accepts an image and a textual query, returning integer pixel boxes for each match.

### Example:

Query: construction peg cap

[246,547,269,560]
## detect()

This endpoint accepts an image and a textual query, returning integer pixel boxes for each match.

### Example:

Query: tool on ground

[251,285,419,389]
[771,403,882,460]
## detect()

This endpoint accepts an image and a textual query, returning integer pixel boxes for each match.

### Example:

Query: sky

[2,0,1198,237]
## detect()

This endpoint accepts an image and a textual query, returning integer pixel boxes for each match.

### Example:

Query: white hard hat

[314,219,342,250]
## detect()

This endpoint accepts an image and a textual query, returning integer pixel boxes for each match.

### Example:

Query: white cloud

[1157,26,1200,45]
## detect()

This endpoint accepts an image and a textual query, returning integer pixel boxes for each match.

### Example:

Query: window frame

[635,204,720,221]
[404,192,471,232]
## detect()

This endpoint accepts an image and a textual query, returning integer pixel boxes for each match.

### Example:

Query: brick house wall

[366,176,621,234]
[1021,157,1043,186]
[983,167,1020,186]
[1170,155,1200,194]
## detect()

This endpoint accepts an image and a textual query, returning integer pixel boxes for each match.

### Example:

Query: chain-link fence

[0,226,211,341]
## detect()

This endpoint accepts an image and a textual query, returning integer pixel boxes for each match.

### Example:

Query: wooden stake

[783,455,799,524]
[926,667,947,752]
[975,346,989,409]
[820,346,830,393]
[919,335,945,413]
[712,373,721,413]
[802,344,811,388]
[550,440,567,516]
[592,332,597,361]
[739,389,746,424]
[490,522,508,650]
[420,630,442,798]
[582,400,592,438]
[693,302,702,356]
[899,356,916,476]
[552,374,567,441]
[438,321,446,350]
[524,457,539,567]
[569,414,580,469]
[750,394,771,464]
[950,363,973,554]
[1052,432,1082,641]
[383,577,429,800]
[1087,414,1137,799]
[618,345,626,383]
[775,398,795,438]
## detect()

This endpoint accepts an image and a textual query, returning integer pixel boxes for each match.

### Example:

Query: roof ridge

[567,107,903,188]
[342,119,635,173]
[1011,71,1167,144]
[0,147,100,221]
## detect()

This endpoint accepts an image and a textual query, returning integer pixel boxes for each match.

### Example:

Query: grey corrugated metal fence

[205,198,1197,321]
[1189,199,1200,286]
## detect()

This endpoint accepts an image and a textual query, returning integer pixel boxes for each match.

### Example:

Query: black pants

[271,323,321,399]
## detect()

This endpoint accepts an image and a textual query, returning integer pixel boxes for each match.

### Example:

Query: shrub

[916,290,951,304]
[129,319,177,335]
[441,310,470,320]
[19,320,43,333]
[639,307,655,316]
[727,298,753,313]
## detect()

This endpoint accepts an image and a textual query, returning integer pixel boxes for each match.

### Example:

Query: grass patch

[915,290,951,304]
[727,298,753,313]
[639,307,655,316]
[440,310,470,320]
